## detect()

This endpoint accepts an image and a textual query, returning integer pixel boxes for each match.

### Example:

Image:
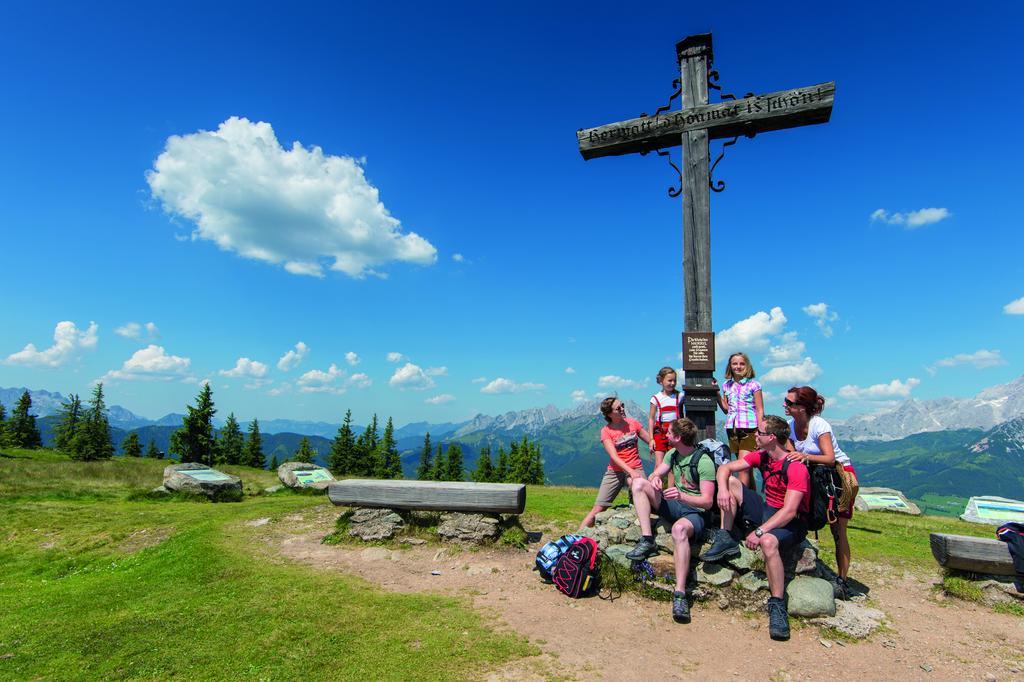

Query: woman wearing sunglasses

[784,386,858,600]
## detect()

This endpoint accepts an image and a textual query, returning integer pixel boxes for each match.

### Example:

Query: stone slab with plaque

[163,462,243,502]
[278,461,335,490]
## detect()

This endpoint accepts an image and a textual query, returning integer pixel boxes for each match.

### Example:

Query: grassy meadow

[0,447,1003,680]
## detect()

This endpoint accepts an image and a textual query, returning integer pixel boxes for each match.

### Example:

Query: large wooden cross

[576,33,834,438]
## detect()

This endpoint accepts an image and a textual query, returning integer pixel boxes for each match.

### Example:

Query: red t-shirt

[743,450,810,515]
[600,417,644,472]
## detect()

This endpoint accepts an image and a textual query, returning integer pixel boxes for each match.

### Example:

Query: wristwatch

[754,527,765,538]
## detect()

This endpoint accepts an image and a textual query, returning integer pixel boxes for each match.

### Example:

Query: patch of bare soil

[271,508,1024,681]
[117,527,175,553]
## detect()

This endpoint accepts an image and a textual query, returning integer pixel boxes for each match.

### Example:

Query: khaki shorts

[727,427,757,454]
[595,469,630,507]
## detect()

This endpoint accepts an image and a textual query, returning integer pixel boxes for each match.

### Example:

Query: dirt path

[267,508,1024,681]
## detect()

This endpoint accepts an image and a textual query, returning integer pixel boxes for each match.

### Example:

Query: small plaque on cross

[683,332,715,371]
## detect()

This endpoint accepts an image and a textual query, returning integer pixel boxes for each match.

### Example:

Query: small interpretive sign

[294,469,334,486]
[683,332,715,371]
[180,469,233,482]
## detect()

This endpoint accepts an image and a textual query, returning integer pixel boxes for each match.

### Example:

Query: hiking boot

[672,591,691,624]
[834,577,851,601]
[767,597,790,641]
[626,537,658,561]
[701,529,740,562]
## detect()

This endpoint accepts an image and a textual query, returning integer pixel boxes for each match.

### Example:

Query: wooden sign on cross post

[576,33,834,440]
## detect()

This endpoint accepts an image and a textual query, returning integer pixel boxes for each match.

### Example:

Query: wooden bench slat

[929,532,1015,575]
[328,479,526,514]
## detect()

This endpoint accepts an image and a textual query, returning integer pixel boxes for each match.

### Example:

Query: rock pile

[581,504,879,625]
[343,508,506,545]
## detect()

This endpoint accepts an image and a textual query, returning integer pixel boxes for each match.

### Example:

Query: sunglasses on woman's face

[614,404,626,412]
[783,399,797,407]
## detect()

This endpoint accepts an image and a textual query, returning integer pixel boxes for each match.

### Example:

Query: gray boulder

[162,463,242,502]
[277,461,335,489]
[696,562,735,587]
[785,576,836,617]
[348,508,405,541]
[813,601,885,638]
[436,512,501,544]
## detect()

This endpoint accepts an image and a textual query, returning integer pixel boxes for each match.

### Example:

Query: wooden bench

[929,532,1014,575]
[328,479,527,514]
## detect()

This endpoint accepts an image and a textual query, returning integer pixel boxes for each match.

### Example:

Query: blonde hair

[724,352,755,380]
[655,366,677,385]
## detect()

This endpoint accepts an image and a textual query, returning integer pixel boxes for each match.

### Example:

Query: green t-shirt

[667,447,716,497]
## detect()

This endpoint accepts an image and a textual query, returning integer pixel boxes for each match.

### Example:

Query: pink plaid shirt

[723,378,762,429]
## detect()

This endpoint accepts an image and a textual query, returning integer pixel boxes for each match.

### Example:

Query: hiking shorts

[595,469,630,507]
[727,427,757,454]
[657,498,708,539]
[738,486,807,552]
[652,423,674,452]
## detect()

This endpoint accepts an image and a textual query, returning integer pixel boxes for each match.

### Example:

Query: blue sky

[1,1,1021,426]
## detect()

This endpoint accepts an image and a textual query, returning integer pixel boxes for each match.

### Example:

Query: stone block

[436,512,501,544]
[696,562,735,587]
[814,601,885,638]
[736,570,769,592]
[785,576,836,617]
[277,462,335,489]
[162,463,242,502]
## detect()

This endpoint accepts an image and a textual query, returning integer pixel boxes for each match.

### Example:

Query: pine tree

[145,439,163,459]
[445,443,464,482]
[293,436,316,463]
[378,417,402,479]
[69,384,114,460]
[171,384,217,464]
[431,443,447,481]
[354,416,382,477]
[495,445,509,483]
[269,454,279,470]
[122,432,142,457]
[471,445,494,483]
[526,439,545,485]
[7,390,42,449]
[0,402,7,448]
[53,394,83,452]
[243,418,265,469]
[218,413,245,465]
[415,432,433,480]
[328,410,356,476]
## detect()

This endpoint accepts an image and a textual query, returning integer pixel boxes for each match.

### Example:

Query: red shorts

[652,423,673,452]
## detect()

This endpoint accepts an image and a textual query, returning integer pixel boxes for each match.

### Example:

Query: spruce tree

[122,432,142,457]
[0,402,7,448]
[378,417,402,479]
[171,384,217,464]
[243,418,265,469]
[471,445,494,483]
[146,439,162,459]
[526,439,545,485]
[354,416,382,477]
[69,384,114,460]
[495,445,509,483]
[432,443,447,481]
[415,432,433,480]
[269,454,279,470]
[328,410,356,476]
[8,390,42,449]
[445,443,464,482]
[53,394,83,452]
[293,436,316,463]
[218,413,245,465]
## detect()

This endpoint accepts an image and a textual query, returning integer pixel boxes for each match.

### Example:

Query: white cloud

[802,302,839,338]
[597,375,645,390]
[146,116,437,279]
[277,341,309,371]
[297,363,346,394]
[480,378,546,394]
[347,372,372,389]
[764,332,806,367]
[452,253,465,263]
[219,357,269,378]
[571,389,588,402]
[565,367,576,374]
[101,344,191,382]
[716,307,787,355]
[1005,297,1024,315]
[386,352,405,363]
[425,366,447,377]
[931,349,1006,372]
[838,377,920,400]
[116,321,160,341]
[870,207,951,229]
[345,351,360,366]
[5,321,99,368]
[760,357,822,385]
[244,378,273,390]
[389,363,436,391]
[425,394,455,405]
[267,383,292,396]
[471,376,487,384]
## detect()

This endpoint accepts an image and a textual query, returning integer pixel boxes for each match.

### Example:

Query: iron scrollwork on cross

[708,70,757,193]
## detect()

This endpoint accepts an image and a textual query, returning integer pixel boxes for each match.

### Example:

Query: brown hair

[724,352,755,380]
[762,415,791,444]
[788,386,825,415]
[655,366,677,385]
[667,418,697,447]
[600,396,619,423]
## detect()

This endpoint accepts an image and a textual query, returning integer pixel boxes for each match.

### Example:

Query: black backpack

[551,537,601,598]
[760,453,839,532]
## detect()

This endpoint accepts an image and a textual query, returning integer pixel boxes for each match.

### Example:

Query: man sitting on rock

[701,414,809,641]
[624,417,715,624]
